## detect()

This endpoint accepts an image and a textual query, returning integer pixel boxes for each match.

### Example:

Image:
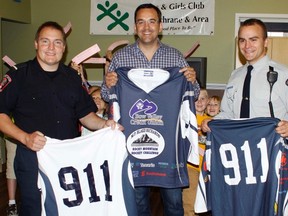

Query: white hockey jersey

[37,128,137,216]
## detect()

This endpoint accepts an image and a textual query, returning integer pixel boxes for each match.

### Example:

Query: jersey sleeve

[180,83,199,165]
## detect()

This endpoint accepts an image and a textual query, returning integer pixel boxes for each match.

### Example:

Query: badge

[0,74,12,92]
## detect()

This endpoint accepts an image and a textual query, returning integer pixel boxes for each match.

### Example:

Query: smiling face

[238,24,268,65]
[34,27,66,71]
[134,8,163,47]
[195,89,209,115]
[91,89,108,115]
[206,97,221,117]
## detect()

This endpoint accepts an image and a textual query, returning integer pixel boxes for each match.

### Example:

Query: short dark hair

[134,3,162,23]
[35,21,66,45]
[239,18,268,39]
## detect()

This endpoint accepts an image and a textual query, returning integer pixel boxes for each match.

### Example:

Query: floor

[0,164,9,216]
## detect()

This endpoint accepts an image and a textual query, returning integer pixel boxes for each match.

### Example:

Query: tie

[240,65,253,118]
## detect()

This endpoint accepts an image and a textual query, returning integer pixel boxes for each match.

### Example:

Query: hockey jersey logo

[126,127,165,160]
[129,99,158,119]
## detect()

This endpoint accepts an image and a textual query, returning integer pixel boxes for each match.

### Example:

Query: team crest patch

[126,128,165,160]
[0,75,12,92]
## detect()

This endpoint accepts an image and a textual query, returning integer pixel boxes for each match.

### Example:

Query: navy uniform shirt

[0,58,97,142]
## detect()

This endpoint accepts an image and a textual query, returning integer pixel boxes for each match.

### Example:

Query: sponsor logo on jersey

[170,162,185,169]
[126,128,165,159]
[129,99,163,126]
[0,75,12,92]
[132,170,140,178]
[140,163,156,168]
[281,152,287,167]
[140,171,167,177]
[158,162,169,168]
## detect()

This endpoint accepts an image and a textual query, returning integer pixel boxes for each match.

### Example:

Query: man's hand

[105,72,118,88]
[104,120,124,131]
[276,120,288,137]
[201,119,213,133]
[180,67,197,83]
[24,131,46,151]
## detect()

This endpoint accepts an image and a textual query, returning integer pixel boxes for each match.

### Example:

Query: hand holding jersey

[275,120,288,137]
[203,119,288,139]
[105,66,197,89]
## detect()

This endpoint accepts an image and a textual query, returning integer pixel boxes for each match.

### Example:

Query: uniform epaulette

[11,61,29,71]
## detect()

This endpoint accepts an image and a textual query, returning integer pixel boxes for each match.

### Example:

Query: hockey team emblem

[126,128,165,160]
[129,99,163,126]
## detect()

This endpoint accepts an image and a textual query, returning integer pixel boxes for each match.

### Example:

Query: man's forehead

[39,27,63,37]
[136,9,157,19]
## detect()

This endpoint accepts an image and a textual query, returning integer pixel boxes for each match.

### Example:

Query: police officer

[0,21,119,216]
[201,18,288,136]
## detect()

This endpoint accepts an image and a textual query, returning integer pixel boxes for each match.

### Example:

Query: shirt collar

[245,55,269,71]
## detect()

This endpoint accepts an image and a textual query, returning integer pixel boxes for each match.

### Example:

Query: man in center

[102,3,200,216]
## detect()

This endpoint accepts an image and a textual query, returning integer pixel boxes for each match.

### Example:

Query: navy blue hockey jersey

[195,117,288,216]
[109,67,198,188]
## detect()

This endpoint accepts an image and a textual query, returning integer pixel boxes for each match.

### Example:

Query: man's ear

[34,40,38,50]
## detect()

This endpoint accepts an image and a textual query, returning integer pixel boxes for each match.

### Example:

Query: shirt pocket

[225,85,237,102]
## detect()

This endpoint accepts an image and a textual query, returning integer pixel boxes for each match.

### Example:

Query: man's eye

[54,40,64,46]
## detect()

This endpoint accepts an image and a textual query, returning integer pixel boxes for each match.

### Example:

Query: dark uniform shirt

[0,58,98,216]
[0,58,97,141]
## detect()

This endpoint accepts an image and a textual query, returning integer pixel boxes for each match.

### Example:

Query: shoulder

[0,61,31,92]
[5,60,32,78]
[61,63,78,73]
[59,63,78,76]
[230,65,246,78]
[203,113,211,119]
[58,63,82,83]
[269,59,288,73]
[114,43,136,56]
[160,42,183,55]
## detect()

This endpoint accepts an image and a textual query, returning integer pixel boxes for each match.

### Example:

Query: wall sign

[90,0,215,35]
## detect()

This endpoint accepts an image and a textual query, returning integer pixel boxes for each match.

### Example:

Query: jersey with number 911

[195,117,288,216]
[37,128,137,216]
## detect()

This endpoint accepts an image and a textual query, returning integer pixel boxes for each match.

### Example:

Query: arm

[180,66,200,100]
[201,118,213,133]
[0,113,46,151]
[70,62,91,90]
[101,71,118,102]
[79,112,123,131]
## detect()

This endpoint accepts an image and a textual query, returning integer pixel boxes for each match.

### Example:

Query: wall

[0,0,31,76]
[0,0,31,22]
[1,0,288,86]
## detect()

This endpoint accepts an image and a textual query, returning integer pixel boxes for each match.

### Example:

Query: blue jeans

[135,186,184,216]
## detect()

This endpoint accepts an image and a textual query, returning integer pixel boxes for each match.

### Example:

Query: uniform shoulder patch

[0,74,12,92]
